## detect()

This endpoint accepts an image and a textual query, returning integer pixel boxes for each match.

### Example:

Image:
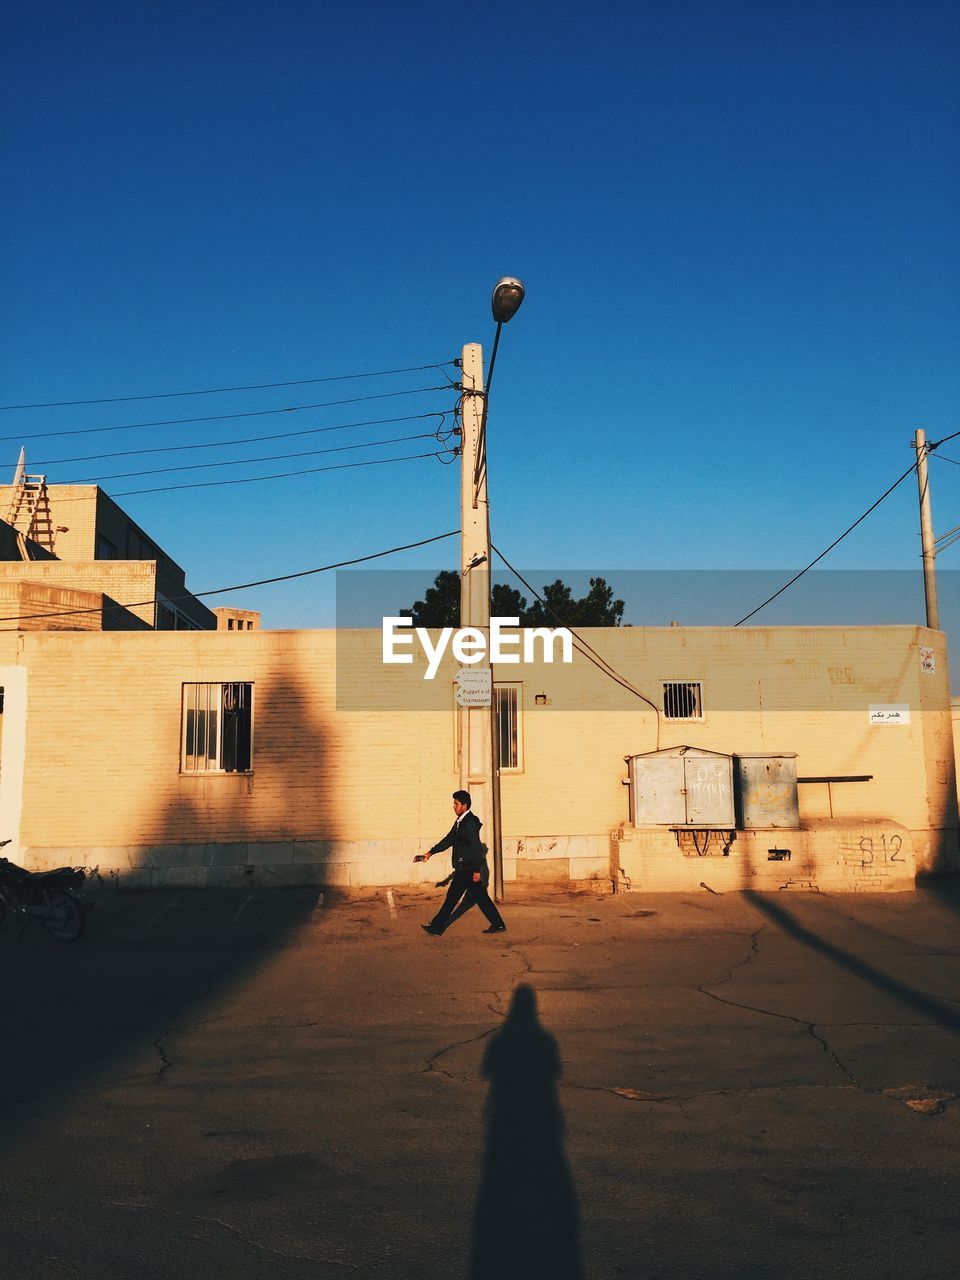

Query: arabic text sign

[455,666,492,706]
[869,704,910,726]
[455,667,492,688]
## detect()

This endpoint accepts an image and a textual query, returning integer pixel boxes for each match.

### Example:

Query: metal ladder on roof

[5,449,57,554]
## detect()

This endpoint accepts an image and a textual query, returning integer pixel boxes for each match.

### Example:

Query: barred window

[181,682,253,773]
[663,681,703,720]
[495,684,523,771]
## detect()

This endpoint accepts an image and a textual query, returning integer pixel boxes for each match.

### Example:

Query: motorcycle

[0,840,90,942]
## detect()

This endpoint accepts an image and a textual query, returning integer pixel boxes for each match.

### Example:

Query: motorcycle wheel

[43,890,86,942]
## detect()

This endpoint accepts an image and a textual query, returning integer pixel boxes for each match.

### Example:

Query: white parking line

[144,896,180,928]
[386,889,397,919]
[231,893,254,924]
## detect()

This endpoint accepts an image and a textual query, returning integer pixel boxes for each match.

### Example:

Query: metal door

[683,755,734,826]
[630,755,686,825]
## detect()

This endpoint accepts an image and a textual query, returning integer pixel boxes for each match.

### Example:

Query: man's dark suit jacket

[429,811,486,871]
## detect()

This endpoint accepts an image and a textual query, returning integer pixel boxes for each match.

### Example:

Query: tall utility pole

[913,428,940,630]
[458,280,525,905]
[458,342,496,874]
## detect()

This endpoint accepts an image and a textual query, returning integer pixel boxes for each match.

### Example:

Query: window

[495,684,523,771]
[96,534,117,560]
[181,682,253,773]
[126,525,159,561]
[158,596,202,631]
[452,683,523,773]
[663,681,703,720]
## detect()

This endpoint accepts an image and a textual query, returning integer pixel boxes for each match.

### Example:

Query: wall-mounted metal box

[625,746,735,828]
[735,753,799,828]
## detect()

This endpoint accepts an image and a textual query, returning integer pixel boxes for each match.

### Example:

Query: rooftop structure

[0,461,218,630]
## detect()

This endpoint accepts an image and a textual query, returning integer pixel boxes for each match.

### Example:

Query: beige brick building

[212,606,261,632]
[0,621,953,893]
[0,482,215,630]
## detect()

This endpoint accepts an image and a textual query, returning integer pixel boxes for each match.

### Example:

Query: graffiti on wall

[837,831,907,869]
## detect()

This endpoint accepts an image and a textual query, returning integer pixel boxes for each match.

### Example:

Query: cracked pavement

[1,882,959,1278]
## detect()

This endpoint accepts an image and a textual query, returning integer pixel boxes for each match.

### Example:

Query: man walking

[415,791,506,937]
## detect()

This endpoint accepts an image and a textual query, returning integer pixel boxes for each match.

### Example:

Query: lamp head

[491,277,525,324]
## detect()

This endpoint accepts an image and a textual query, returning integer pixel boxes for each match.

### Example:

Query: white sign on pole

[868,704,911,726]
[455,667,492,707]
[920,646,936,674]
[455,685,492,707]
[456,666,491,686]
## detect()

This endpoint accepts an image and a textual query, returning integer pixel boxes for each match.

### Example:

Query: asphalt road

[1,880,959,1280]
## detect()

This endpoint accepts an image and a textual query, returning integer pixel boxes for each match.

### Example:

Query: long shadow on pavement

[0,886,321,1147]
[469,983,583,1280]
[917,875,960,923]
[744,891,960,1033]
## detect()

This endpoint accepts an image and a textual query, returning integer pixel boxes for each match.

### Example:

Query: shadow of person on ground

[469,983,583,1280]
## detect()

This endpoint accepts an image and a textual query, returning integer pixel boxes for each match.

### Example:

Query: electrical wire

[59,430,447,484]
[0,384,452,445]
[490,543,663,737]
[733,458,919,627]
[0,529,461,628]
[49,447,457,501]
[931,452,960,467]
[26,411,451,468]
[0,362,458,411]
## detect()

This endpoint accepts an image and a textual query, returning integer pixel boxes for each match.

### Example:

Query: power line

[0,362,459,411]
[733,459,919,627]
[0,384,453,445]
[60,429,452,485]
[0,530,460,627]
[50,448,456,501]
[27,411,450,468]
[490,543,663,734]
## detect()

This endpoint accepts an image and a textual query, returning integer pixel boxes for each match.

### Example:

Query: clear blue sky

[2,1,958,631]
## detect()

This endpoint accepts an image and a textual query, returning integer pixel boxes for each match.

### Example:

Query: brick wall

[9,630,453,851]
[1,623,955,884]
[0,487,215,629]
[0,485,101,562]
[0,581,106,631]
[213,607,261,631]
[0,561,159,626]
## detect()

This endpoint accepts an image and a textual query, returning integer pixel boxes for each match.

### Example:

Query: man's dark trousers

[429,868,505,933]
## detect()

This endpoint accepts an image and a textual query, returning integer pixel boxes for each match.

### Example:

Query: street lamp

[492,276,525,323]
[475,279,525,499]
[458,278,524,904]
[483,277,524,903]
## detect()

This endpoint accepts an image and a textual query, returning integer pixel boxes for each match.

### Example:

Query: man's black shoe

[421,923,443,936]
[483,924,507,934]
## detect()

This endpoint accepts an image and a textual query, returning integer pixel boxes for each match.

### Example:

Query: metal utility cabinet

[625,746,735,828]
[735,753,800,828]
